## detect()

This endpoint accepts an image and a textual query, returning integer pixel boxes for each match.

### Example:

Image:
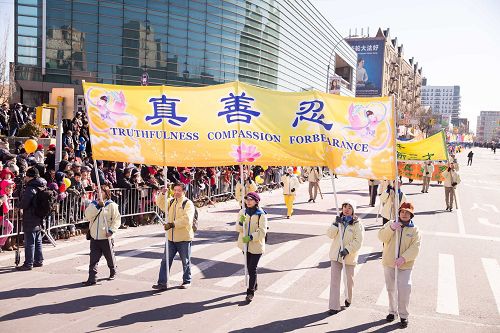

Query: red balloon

[59,184,66,193]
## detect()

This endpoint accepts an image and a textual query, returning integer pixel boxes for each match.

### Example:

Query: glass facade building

[14,0,357,107]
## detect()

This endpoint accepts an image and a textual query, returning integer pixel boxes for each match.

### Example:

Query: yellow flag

[397,131,448,161]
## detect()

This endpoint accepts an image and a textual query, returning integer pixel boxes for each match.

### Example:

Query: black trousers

[88,238,115,282]
[246,252,262,295]
[468,157,472,165]
[382,217,389,225]
[369,185,379,206]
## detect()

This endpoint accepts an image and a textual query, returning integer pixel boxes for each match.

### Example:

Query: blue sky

[2,0,499,132]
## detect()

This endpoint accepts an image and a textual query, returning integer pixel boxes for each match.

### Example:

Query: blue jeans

[24,229,43,267]
[158,240,192,285]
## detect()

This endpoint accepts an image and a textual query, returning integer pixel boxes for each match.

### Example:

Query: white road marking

[478,217,500,229]
[319,246,373,300]
[481,258,500,315]
[437,254,459,315]
[265,243,329,294]
[376,286,389,306]
[455,192,465,235]
[419,230,500,242]
[215,240,300,288]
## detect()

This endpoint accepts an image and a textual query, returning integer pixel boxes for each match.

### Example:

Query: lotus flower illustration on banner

[231,143,262,163]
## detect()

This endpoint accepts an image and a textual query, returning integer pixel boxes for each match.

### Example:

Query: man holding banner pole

[442,163,461,212]
[153,181,195,290]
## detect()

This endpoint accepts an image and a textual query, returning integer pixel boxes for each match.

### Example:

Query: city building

[13,0,357,112]
[476,111,500,143]
[451,117,470,134]
[421,82,461,121]
[346,28,423,128]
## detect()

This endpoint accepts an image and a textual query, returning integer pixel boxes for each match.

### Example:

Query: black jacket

[20,177,47,230]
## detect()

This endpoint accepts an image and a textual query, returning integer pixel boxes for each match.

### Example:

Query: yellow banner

[83,81,396,180]
[397,131,448,161]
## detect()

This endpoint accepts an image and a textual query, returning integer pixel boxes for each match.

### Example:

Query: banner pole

[392,95,400,309]
[239,164,248,288]
[328,168,339,214]
[163,167,170,288]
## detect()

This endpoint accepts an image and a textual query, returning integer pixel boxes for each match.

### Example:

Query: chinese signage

[347,38,385,97]
[397,131,449,161]
[83,81,396,180]
[398,161,448,181]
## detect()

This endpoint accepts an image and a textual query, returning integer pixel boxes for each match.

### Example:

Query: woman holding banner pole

[326,200,364,315]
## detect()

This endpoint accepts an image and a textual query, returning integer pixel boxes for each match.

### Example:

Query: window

[18,26,38,37]
[18,5,38,17]
[18,56,38,65]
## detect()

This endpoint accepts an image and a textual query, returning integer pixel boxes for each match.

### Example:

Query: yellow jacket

[85,200,121,240]
[306,167,321,183]
[442,170,461,188]
[281,174,300,195]
[236,208,267,254]
[380,189,407,221]
[235,180,258,204]
[378,221,421,270]
[326,217,364,266]
[423,163,434,177]
[157,193,195,242]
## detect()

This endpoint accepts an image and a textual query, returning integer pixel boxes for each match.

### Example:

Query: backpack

[33,187,58,218]
[169,198,199,232]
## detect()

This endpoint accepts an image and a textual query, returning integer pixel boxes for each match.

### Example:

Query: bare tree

[0,17,10,104]
[414,106,439,137]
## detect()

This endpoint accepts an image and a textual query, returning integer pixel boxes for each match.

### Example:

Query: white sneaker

[179,282,191,289]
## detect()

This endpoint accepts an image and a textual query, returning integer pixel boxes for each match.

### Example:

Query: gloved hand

[339,248,349,259]
[164,223,175,231]
[451,182,457,187]
[242,235,251,243]
[395,257,406,267]
[280,182,284,186]
[238,215,245,226]
[390,221,401,231]
[333,215,341,226]
[291,188,295,192]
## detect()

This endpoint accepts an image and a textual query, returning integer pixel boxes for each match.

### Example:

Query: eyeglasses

[244,197,255,201]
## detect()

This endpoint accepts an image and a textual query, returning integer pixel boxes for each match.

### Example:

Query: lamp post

[325,35,350,93]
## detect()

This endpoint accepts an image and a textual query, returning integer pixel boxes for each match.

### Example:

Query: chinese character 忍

[218,91,260,123]
[292,100,333,130]
[146,95,187,126]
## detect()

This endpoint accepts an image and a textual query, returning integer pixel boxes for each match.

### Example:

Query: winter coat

[380,189,407,221]
[423,163,434,178]
[307,167,321,183]
[234,180,258,203]
[236,207,267,254]
[281,174,300,195]
[156,194,195,242]
[85,200,121,240]
[34,150,45,164]
[378,220,421,270]
[326,216,364,266]
[442,170,461,188]
[19,177,47,230]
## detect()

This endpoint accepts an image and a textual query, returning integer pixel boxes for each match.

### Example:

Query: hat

[81,165,91,172]
[286,166,293,173]
[245,191,261,203]
[49,144,56,151]
[26,167,40,178]
[37,144,43,151]
[399,202,415,218]
[341,199,357,213]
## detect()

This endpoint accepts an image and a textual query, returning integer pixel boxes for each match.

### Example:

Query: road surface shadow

[228,311,330,332]
[95,293,243,330]
[0,282,83,300]
[327,319,397,332]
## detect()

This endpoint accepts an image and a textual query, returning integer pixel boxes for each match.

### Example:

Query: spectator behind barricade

[0,138,10,160]
[69,172,84,195]
[116,168,133,229]
[0,167,14,180]
[81,166,93,192]
[45,144,56,171]
[63,130,75,152]
[0,179,16,251]
[17,167,47,271]
[178,167,193,192]
[34,145,45,164]
[8,103,24,137]
[58,160,71,174]
[0,103,9,136]
[167,166,180,184]
[104,162,117,188]
[91,160,109,186]
[16,148,29,176]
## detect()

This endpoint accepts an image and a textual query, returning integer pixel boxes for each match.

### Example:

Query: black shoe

[33,262,43,268]
[245,294,254,303]
[449,208,453,212]
[16,265,32,271]
[82,280,96,286]
[386,314,395,322]
[328,309,340,315]
[119,225,128,229]
[152,284,168,291]
[286,216,290,219]
[109,273,116,280]
[308,199,313,203]
[400,318,408,328]
[344,300,351,308]
[421,190,424,193]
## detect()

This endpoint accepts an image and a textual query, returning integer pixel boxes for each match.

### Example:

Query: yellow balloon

[24,139,38,154]
[255,175,264,184]
[63,177,71,188]
[261,165,268,170]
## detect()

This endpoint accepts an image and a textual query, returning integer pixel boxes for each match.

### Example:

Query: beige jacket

[442,170,461,188]
[157,194,195,242]
[378,221,421,270]
[423,163,434,177]
[326,217,364,266]
[85,200,121,240]
[281,174,300,195]
[235,180,258,204]
[236,208,267,254]
[307,167,322,183]
[380,189,407,221]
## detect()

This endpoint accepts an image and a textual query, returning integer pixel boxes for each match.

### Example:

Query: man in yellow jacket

[281,167,300,219]
[378,202,421,329]
[380,181,407,225]
[234,172,257,208]
[442,163,461,212]
[153,182,195,290]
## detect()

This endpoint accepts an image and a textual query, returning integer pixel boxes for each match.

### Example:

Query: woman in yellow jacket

[236,191,267,303]
[234,173,258,208]
[326,200,364,315]
[82,185,121,286]
[378,202,421,329]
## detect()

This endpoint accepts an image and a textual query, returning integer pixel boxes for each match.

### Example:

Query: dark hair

[74,171,81,177]
[172,182,185,191]
[100,185,112,200]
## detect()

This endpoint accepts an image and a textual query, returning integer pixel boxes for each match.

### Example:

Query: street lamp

[325,35,350,93]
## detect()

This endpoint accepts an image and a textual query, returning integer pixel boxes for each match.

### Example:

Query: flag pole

[163,167,170,288]
[239,164,249,288]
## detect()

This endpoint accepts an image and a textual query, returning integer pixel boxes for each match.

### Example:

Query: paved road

[0,148,499,332]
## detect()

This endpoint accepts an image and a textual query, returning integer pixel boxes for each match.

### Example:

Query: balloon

[255,175,264,184]
[261,165,268,170]
[24,139,38,154]
[59,183,67,193]
[63,178,71,188]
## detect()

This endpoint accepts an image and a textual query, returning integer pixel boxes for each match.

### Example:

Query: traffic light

[35,104,57,126]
